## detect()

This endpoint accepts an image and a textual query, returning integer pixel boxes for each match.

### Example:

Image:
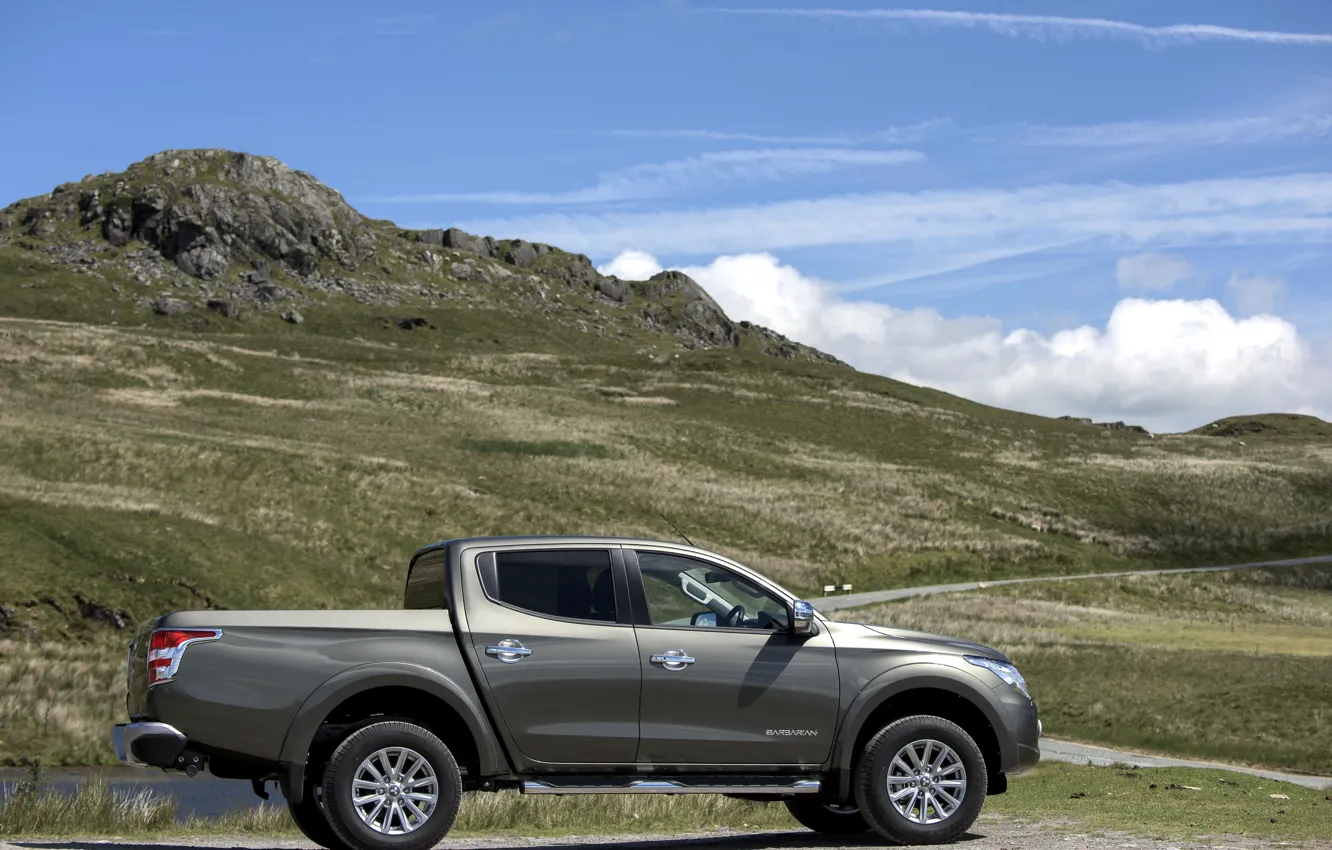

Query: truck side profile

[113,536,1040,848]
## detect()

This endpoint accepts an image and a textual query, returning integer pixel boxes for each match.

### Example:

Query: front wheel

[854,715,987,845]
[784,798,870,834]
[320,721,463,850]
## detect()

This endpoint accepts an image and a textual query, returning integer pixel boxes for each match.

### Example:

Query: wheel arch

[277,662,502,803]
[830,668,1010,802]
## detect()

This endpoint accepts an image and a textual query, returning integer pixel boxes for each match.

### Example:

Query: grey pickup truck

[113,536,1040,848]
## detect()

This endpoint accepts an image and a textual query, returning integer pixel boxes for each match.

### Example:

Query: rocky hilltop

[0,149,842,363]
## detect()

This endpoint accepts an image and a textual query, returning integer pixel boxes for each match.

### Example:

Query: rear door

[628,548,841,766]
[458,546,641,767]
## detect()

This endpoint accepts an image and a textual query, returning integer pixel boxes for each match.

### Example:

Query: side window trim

[623,548,791,632]
[474,547,634,627]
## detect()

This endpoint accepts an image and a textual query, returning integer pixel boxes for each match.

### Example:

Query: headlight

[965,655,1029,698]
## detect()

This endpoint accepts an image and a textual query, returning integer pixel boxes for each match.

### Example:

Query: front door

[461,547,641,766]
[628,548,840,766]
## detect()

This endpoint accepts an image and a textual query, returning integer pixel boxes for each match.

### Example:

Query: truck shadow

[15,831,986,850]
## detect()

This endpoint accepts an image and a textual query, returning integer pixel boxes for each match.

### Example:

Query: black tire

[288,781,355,850]
[320,721,462,850]
[853,715,987,845]
[784,797,871,834]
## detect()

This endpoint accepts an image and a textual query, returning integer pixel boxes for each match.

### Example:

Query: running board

[521,777,820,795]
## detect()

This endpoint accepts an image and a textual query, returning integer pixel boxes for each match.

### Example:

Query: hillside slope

[2,149,1331,764]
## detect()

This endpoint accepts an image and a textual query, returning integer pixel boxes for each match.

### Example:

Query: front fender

[830,662,1011,798]
[277,661,501,802]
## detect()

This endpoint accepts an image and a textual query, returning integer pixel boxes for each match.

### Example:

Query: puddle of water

[0,767,274,819]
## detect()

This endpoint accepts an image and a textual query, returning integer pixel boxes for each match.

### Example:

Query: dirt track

[5,819,1329,850]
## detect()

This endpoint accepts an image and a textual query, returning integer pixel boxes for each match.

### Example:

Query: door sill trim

[521,777,820,795]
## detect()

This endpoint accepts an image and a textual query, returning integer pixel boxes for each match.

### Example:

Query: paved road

[813,553,1332,611]
[1039,738,1332,790]
[3,827,1317,850]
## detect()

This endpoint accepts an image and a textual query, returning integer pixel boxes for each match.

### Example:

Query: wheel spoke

[891,756,914,775]
[364,798,385,825]
[934,787,960,811]
[889,785,916,802]
[931,745,950,771]
[403,796,429,823]
[353,779,379,790]
[906,743,924,769]
[403,754,425,782]
[919,741,933,769]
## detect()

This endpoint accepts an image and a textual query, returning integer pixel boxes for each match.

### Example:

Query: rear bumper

[112,721,188,768]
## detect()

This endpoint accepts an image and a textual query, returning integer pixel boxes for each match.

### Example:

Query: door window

[635,551,788,630]
[485,549,618,622]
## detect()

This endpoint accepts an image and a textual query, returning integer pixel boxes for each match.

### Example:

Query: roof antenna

[657,511,694,547]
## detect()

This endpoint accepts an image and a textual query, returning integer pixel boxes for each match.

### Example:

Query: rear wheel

[320,720,463,850]
[784,798,871,834]
[854,715,987,845]
[287,780,354,850]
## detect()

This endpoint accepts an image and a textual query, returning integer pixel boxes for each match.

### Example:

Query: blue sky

[3,1,1330,430]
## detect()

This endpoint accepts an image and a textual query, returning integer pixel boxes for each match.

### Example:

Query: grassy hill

[1,149,1331,765]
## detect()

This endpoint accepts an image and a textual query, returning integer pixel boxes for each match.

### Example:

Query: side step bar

[522,777,820,795]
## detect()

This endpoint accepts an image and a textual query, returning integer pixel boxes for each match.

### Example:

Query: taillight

[147,628,221,686]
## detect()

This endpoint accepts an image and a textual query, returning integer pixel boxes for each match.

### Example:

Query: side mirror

[691,611,717,627]
[788,599,816,636]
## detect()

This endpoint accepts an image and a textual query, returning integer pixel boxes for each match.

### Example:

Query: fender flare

[830,664,1011,799]
[276,661,501,802]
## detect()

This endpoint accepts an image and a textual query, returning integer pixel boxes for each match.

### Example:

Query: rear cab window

[478,549,619,623]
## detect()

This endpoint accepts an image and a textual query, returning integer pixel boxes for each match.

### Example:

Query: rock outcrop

[0,148,846,366]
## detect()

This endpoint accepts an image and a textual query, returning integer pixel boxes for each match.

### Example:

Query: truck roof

[412,534,703,560]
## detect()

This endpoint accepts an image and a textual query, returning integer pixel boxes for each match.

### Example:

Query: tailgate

[124,618,157,718]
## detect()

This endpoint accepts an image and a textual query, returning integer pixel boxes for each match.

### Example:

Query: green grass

[837,567,1332,774]
[0,312,1330,763]
[2,762,1327,842]
[984,762,1332,843]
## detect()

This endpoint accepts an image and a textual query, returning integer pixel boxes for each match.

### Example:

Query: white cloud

[1116,252,1196,292]
[460,172,1332,260]
[1018,113,1332,147]
[704,7,1332,47]
[600,249,1330,432]
[1226,273,1289,316]
[599,249,664,281]
[373,148,923,205]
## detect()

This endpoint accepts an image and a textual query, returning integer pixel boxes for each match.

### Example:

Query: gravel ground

[4,819,1328,850]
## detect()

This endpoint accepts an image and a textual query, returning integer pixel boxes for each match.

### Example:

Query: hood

[825,619,1010,663]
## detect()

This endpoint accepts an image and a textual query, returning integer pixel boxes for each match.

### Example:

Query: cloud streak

[1019,113,1332,147]
[457,172,1332,258]
[372,147,923,205]
[703,7,1332,47]
[604,120,948,146]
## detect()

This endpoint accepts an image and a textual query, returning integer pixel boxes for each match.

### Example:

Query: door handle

[486,639,532,663]
[649,649,695,670]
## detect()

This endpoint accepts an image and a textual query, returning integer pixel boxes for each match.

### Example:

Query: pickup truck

[112,535,1040,848]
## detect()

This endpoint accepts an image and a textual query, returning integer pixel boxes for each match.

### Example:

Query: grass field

[836,565,1332,775]
[1,762,1328,842]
